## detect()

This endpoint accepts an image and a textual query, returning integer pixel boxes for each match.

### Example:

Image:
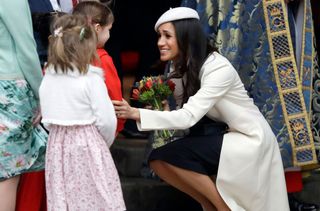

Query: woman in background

[0,1,47,211]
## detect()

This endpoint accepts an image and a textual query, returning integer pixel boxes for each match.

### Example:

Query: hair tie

[53,26,63,38]
[79,27,86,41]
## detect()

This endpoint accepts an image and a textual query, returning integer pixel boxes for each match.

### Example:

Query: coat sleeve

[138,59,236,131]
[88,73,117,147]
[0,0,43,99]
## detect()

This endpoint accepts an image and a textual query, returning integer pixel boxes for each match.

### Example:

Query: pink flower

[0,124,8,134]
[9,155,25,169]
[132,89,140,100]
[16,80,27,88]
[1,151,12,157]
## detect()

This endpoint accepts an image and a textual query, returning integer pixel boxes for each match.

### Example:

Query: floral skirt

[46,124,126,211]
[0,80,47,180]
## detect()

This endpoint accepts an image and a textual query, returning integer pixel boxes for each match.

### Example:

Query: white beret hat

[154,7,200,31]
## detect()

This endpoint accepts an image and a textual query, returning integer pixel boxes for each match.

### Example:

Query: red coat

[94,48,126,134]
[16,171,47,211]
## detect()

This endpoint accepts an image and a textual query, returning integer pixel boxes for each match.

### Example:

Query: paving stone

[111,138,148,177]
[121,177,202,211]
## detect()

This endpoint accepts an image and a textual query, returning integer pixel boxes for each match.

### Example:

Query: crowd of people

[0,0,319,211]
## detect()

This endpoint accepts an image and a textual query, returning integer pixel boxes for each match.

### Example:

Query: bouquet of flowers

[132,75,176,148]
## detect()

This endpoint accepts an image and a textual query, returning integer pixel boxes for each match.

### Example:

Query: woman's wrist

[131,107,140,121]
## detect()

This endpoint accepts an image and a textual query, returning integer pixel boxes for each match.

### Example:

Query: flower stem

[153,98,162,110]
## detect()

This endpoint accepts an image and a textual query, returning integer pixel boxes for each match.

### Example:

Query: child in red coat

[73,1,125,135]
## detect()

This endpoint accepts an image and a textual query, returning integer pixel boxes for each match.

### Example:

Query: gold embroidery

[262,0,317,167]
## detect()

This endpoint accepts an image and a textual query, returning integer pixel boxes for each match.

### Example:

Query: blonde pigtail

[47,14,97,74]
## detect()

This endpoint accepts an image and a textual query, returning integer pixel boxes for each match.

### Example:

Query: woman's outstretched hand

[112,99,141,121]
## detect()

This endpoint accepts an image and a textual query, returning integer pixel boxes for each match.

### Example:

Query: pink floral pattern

[46,124,126,211]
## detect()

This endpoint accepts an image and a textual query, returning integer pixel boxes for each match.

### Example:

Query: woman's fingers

[112,99,140,121]
[112,100,125,110]
[112,99,131,119]
[112,100,124,106]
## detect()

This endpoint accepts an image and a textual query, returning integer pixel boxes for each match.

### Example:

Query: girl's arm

[88,73,117,147]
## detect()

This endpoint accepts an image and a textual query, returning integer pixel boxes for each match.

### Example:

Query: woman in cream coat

[113,7,290,211]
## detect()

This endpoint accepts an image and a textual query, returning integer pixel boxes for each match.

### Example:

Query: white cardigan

[137,52,290,211]
[39,65,117,147]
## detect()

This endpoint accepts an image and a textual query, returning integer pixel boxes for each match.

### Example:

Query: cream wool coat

[137,52,290,211]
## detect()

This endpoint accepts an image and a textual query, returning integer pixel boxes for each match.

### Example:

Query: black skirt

[148,117,227,176]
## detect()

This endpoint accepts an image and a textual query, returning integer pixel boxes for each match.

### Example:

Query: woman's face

[157,22,179,61]
[95,23,112,48]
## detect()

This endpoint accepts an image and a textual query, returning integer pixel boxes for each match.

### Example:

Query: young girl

[39,14,126,211]
[73,1,126,136]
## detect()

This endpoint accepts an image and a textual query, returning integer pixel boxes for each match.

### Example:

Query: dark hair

[169,19,217,104]
[32,12,66,49]
[73,1,114,27]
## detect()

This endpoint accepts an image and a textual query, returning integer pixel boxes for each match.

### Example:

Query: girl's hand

[112,99,140,121]
[162,100,170,111]
[32,109,42,126]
